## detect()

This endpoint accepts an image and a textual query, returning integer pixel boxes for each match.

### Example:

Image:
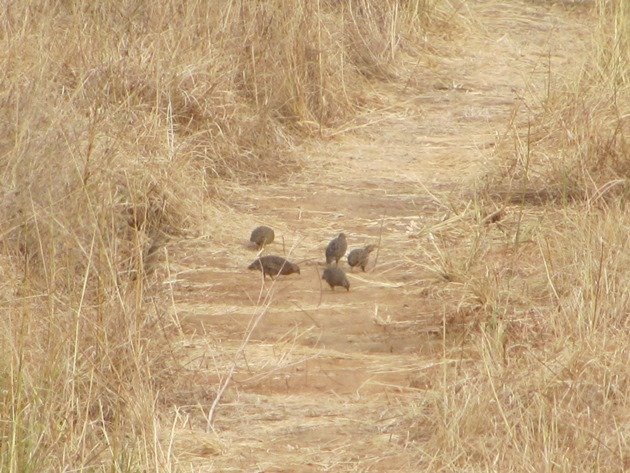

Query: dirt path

[168,1,590,470]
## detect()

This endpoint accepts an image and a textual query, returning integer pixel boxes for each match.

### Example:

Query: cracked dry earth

[166,1,590,471]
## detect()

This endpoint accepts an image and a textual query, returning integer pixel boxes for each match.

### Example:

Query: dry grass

[2,0,627,470]
[406,199,629,470]
[0,0,451,470]
[398,0,629,470]
[486,0,628,204]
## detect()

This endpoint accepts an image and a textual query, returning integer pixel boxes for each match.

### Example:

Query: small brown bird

[250,226,275,249]
[347,244,376,272]
[325,233,347,266]
[322,266,350,291]
[248,255,300,279]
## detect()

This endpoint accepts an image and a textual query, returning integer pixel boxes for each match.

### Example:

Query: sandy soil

[166,1,591,470]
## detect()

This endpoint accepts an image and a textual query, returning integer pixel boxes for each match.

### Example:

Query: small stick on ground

[206,290,273,431]
[372,217,385,270]
[482,208,505,225]
[316,266,323,308]
[291,301,321,328]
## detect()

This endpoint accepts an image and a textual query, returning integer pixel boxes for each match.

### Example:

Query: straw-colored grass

[401,0,629,469]
[2,0,627,470]
[405,198,629,470]
[486,0,628,204]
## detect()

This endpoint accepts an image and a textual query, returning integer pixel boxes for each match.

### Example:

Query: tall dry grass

[488,0,628,204]
[410,201,629,470]
[0,0,447,470]
[406,0,628,470]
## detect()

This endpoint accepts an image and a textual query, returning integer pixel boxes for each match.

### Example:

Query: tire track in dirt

[169,2,589,470]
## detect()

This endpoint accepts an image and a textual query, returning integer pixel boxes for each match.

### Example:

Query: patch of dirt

[167,1,591,470]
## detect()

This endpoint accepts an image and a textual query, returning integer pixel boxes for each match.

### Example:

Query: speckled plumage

[248,255,300,279]
[250,226,275,248]
[322,266,350,291]
[347,244,376,272]
[325,233,347,266]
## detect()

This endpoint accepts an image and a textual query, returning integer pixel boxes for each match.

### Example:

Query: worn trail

[169,2,588,470]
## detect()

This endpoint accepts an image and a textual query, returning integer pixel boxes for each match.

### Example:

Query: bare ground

[165,1,592,470]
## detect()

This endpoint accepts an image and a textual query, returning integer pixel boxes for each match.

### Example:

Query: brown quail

[347,244,376,272]
[248,255,300,279]
[325,233,347,266]
[250,225,275,249]
[322,266,350,291]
